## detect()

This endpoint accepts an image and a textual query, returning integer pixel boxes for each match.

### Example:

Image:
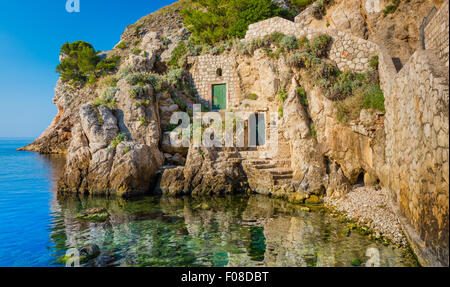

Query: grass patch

[383,0,400,17]
[111,133,127,148]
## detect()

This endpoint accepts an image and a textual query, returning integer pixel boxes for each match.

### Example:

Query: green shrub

[98,75,118,88]
[165,69,184,88]
[334,72,385,123]
[296,86,308,106]
[56,41,121,85]
[126,72,164,91]
[278,105,284,118]
[116,41,129,50]
[361,84,385,112]
[369,55,379,70]
[310,34,332,58]
[56,41,98,83]
[96,55,121,76]
[123,146,131,154]
[111,133,127,148]
[248,93,258,100]
[291,0,315,9]
[165,123,179,132]
[266,32,285,46]
[298,35,310,51]
[278,88,288,102]
[129,85,151,99]
[312,0,328,19]
[182,0,290,45]
[168,41,187,68]
[132,48,142,55]
[310,122,317,138]
[139,117,147,125]
[383,0,400,17]
[350,258,362,267]
[102,87,118,102]
[280,35,300,51]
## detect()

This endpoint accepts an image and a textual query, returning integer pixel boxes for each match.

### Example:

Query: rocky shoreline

[325,186,408,247]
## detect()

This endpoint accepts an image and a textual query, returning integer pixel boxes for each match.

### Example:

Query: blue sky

[0,0,176,138]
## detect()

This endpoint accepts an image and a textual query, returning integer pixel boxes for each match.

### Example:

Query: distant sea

[0,138,65,267]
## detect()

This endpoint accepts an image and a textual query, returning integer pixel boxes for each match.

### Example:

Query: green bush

[126,72,164,91]
[111,133,127,148]
[278,105,284,117]
[116,41,129,50]
[310,34,332,58]
[310,122,317,138]
[291,0,315,9]
[383,0,400,17]
[278,88,288,102]
[56,41,121,85]
[168,41,187,68]
[182,0,289,45]
[56,41,98,83]
[248,93,258,100]
[280,35,300,51]
[334,71,385,123]
[312,0,328,19]
[96,55,121,77]
[132,48,142,55]
[102,87,118,102]
[296,86,308,106]
[369,55,379,70]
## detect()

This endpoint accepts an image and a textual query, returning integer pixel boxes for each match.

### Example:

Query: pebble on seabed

[324,186,408,246]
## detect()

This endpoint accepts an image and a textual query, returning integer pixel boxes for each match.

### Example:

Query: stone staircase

[218,149,293,186]
[234,145,294,190]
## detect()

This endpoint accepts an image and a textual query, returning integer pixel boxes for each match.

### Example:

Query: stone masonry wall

[328,30,379,72]
[424,0,449,67]
[189,55,240,109]
[245,17,379,73]
[381,49,449,267]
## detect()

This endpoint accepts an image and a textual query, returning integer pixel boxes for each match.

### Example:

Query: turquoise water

[0,139,418,267]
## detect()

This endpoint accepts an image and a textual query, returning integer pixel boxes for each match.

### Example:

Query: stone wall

[380,49,449,267]
[328,30,379,73]
[189,55,240,109]
[424,0,449,67]
[245,17,379,73]
[245,17,314,41]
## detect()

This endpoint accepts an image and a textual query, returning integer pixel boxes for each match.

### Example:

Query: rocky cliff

[22,0,448,266]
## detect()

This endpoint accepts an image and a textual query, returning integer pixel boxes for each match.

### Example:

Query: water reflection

[50,193,418,267]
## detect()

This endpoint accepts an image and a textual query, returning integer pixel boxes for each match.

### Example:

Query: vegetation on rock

[181,0,293,45]
[56,41,121,86]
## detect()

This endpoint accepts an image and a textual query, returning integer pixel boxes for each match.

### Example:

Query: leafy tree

[182,0,289,45]
[56,41,121,85]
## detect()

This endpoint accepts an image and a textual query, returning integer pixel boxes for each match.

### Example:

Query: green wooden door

[212,84,227,110]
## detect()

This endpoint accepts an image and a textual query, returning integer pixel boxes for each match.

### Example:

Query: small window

[216,68,223,77]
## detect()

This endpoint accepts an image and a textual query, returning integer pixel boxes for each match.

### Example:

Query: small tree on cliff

[56,41,99,83]
[56,41,121,85]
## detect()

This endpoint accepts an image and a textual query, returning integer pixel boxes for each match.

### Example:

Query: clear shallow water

[0,139,418,267]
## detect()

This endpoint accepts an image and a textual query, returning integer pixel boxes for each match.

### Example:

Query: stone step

[272,174,293,180]
[218,151,239,158]
[227,158,243,163]
[254,164,276,169]
[274,178,293,186]
[272,159,291,167]
[268,169,293,176]
[239,151,263,158]
[243,159,272,165]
